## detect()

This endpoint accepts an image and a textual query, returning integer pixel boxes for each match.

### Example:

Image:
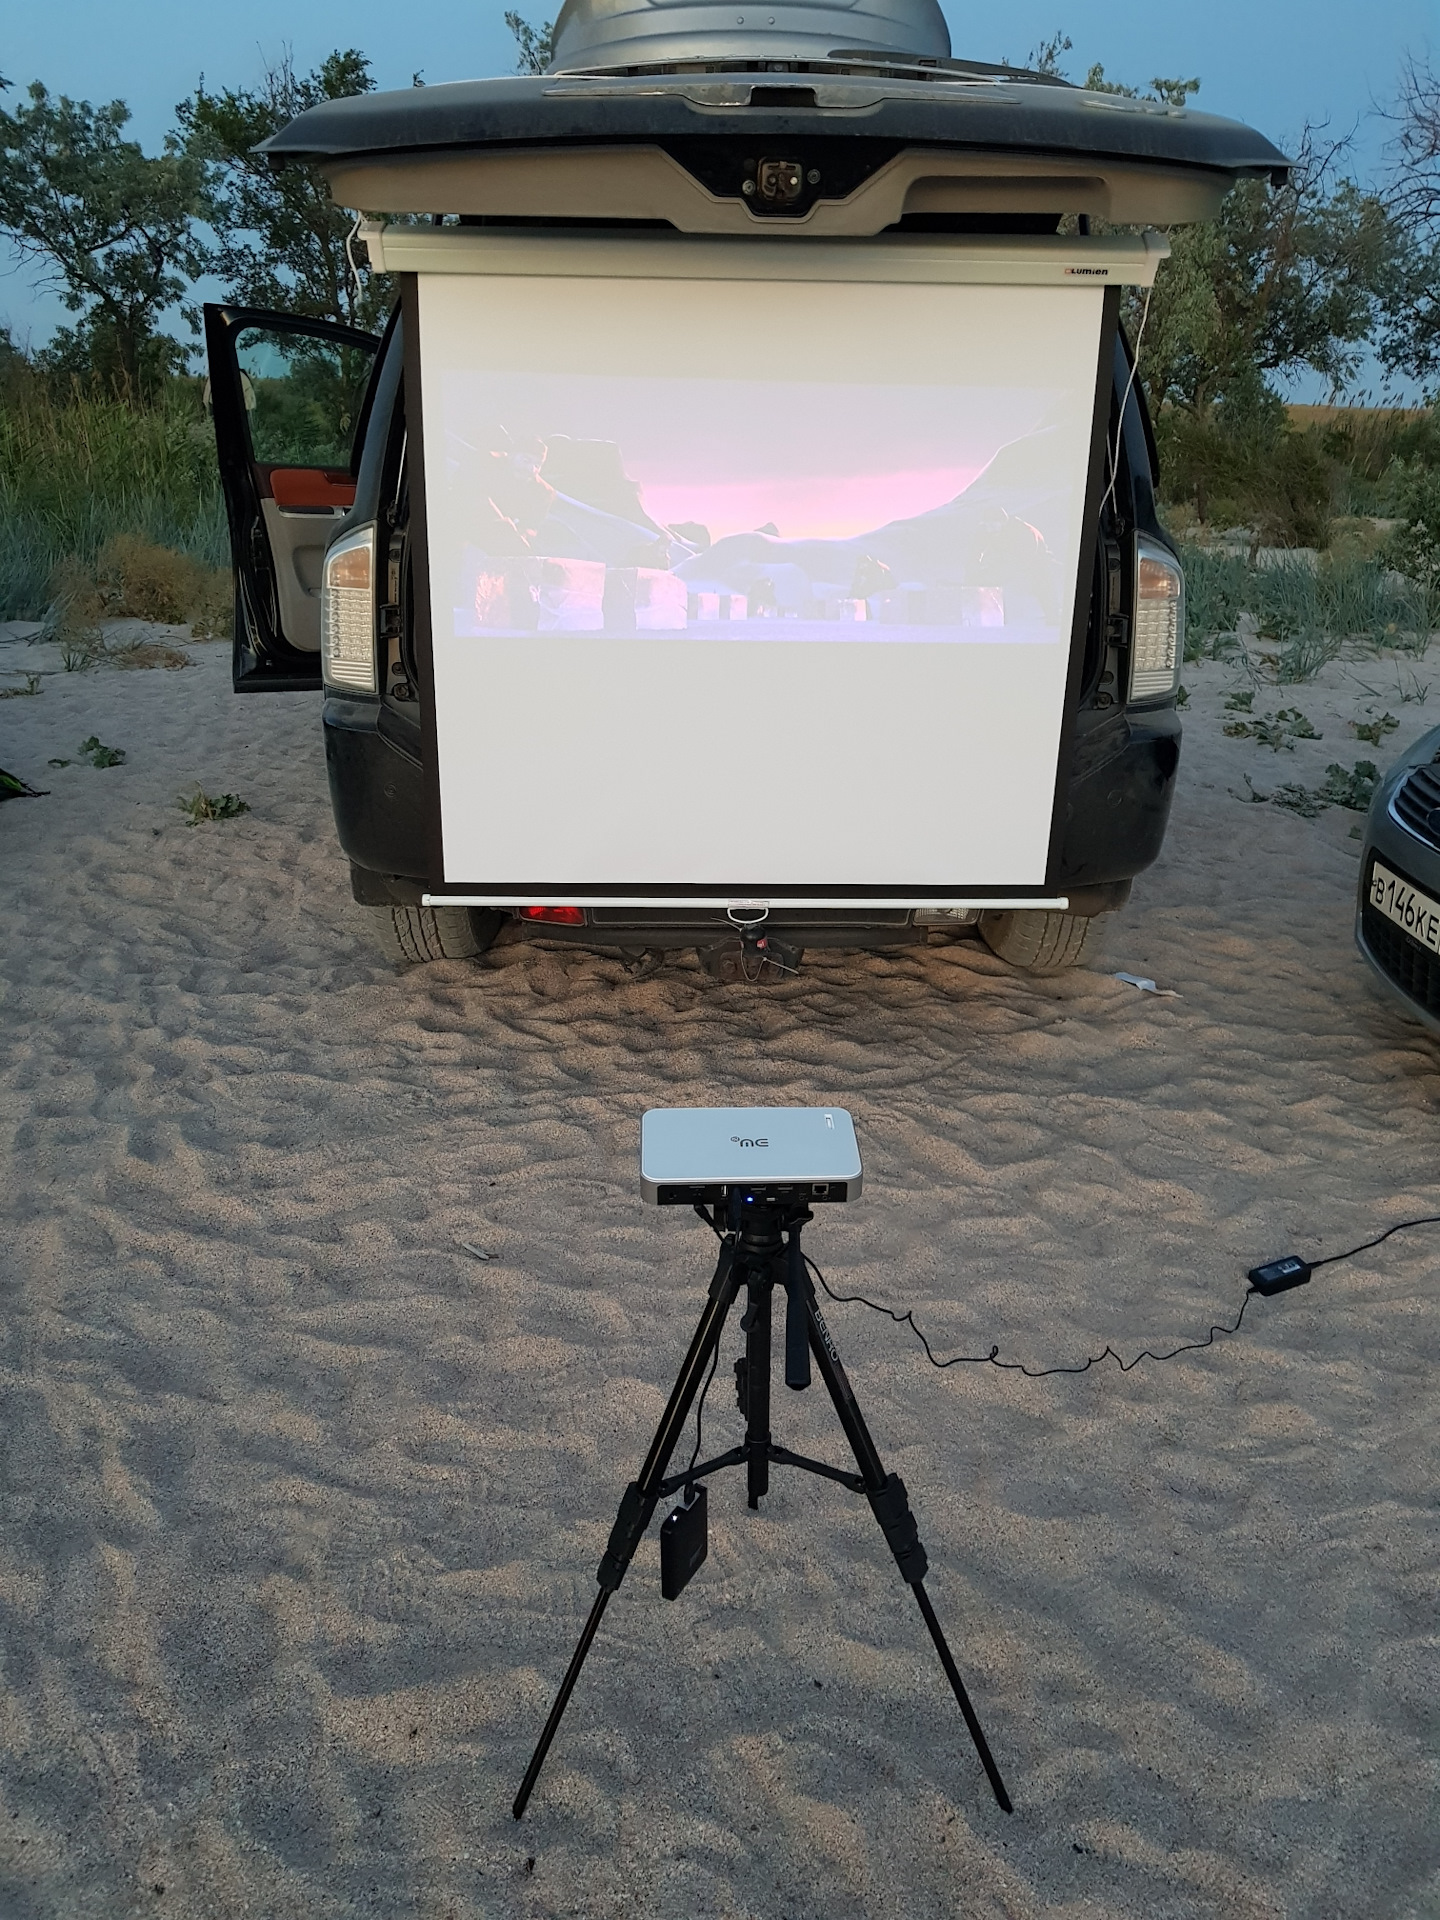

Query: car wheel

[978,909,1094,972]
[366,904,505,965]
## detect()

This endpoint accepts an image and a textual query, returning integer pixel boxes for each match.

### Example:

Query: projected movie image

[441,373,1077,648]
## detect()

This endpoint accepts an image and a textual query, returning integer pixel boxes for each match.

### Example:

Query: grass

[0,372,228,621]
[1182,547,1438,680]
[1,367,1433,696]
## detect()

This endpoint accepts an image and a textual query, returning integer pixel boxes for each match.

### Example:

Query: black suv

[204,0,1285,974]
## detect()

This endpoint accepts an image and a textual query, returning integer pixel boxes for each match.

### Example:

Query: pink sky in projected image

[638,465,985,542]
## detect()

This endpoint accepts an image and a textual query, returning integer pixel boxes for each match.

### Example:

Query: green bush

[1157,409,1337,546]
[1382,462,1440,587]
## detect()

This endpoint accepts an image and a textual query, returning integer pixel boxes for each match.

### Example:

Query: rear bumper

[1056,706,1181,888]
[325,696,1182,933]
[324,696,429,884]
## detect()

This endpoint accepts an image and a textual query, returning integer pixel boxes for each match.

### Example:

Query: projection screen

[404,234,1145,904]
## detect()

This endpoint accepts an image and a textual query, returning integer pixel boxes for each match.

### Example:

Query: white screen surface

[415,261,1106,896]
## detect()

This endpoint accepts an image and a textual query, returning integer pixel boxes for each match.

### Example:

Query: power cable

[803,1212,1440,1379]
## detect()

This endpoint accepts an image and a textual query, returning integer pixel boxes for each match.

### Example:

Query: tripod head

[698,1191,812,1257]
[697,1193,815,1390]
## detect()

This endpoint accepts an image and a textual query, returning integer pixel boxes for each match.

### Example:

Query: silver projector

[640,1106,862,1206]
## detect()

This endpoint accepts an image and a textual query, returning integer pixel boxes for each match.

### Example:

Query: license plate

[1370,859,1440,956]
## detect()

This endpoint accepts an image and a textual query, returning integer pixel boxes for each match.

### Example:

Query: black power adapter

[1246,1255,1312,1297]
[660,1483,708,1600]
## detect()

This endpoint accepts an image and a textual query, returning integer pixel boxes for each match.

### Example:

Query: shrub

[1157,409,1338,546]
[1383,462,1440,588]
[92,534,198,622]
[44,534,232,642]
[178,788,249,824]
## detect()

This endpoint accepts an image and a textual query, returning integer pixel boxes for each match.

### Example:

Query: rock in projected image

[470,555,606,632]
[452,423,1065,643]
[604,568,688,632]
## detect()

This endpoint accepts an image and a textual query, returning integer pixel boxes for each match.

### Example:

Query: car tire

[978,909,1094,972]
[366,904,505,965]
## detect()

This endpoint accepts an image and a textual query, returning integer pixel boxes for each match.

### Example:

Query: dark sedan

[1356,722,1440,1034]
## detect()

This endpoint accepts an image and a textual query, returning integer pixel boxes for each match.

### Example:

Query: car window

[234,326,374,468]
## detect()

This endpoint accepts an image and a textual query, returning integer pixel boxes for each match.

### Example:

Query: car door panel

[204,305,380,691]
[266,467,358,510]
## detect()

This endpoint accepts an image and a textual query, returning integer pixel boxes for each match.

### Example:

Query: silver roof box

[548,0,951,73]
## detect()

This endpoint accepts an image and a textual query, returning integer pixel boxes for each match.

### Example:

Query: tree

[505,12,555,75]
[1390,53,1440,229]
[177,50,389,333]
[1139,136,1401,422]
[1082,64,1200,110]
[1009,30,1197,102]
[1378,55,1440,393]
[998,54,1391,418]
[1022,47,1405,527]
[1023,32,1072,78]
[0,83,205,391]
[1139,139,1409,530]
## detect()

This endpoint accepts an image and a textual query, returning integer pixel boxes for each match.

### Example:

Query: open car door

[205,305,381,691]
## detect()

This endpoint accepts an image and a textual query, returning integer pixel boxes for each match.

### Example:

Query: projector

[640,1106,862,1206]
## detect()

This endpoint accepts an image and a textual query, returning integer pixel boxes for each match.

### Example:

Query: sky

[444,371,1052,537]
[1,0,1435,392]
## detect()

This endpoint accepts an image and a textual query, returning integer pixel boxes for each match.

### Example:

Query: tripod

[512,1197,1012,1818]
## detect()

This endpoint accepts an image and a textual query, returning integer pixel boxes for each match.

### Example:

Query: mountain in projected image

[451,423,1070,642]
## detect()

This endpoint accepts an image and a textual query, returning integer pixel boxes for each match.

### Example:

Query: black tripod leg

[803,1278,1014,1815]
[511,1587,613,1822]
[513,1238,743,1820]
[743,1275,773,1508]
[910,1584,1013,1814]
[783,1229,812,1391]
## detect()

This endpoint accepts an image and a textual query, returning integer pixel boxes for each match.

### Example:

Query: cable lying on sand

[804,1213,1440,1378]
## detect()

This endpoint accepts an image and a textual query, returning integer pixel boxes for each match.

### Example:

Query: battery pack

[660,1483,708,1601]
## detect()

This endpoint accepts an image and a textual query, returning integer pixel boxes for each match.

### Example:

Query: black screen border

[404,271,1122,905]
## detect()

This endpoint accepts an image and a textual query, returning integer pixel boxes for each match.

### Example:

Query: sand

[1,626,1438,1919]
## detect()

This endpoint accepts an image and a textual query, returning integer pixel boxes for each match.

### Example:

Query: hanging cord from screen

[801,1212,1440,1379]
[1099,277,1155,526]
[345,215,366,313]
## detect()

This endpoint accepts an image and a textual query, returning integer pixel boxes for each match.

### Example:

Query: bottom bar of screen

[422,895,1072,910]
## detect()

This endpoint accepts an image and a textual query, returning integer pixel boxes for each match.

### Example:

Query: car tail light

[1130,537,1184,702]
[321,523,377,692]
[518,906,586,925]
